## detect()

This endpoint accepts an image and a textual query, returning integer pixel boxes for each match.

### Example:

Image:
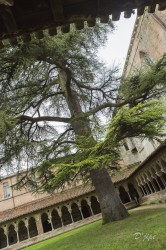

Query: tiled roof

[0,184,94,224]
[0,166,139,224]
[112,164,140,183]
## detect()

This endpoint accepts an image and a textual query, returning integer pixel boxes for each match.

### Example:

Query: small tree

[0,23,166,224]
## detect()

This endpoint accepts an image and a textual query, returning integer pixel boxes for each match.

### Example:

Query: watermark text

[134,232,156,241]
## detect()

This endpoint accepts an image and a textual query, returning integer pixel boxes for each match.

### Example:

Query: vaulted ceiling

[0,0,166,47]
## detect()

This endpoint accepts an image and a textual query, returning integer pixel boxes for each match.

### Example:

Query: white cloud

[98,13,137,72]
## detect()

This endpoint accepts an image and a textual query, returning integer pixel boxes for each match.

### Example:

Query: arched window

[71,203,82,222]
[8,224,17,245]
[0,228,7,249]
[81,200,92,218]
[28,217,38,238]
[118,186,130,203]
[41,213,52,233]
[18,221,28,241]
[61,206,72,226]
[90,196,101,214]
[128,183,139,201]
[51,209,62,229]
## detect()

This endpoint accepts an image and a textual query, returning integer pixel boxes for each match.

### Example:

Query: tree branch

[19,115,71,124]
[85,100,128,116]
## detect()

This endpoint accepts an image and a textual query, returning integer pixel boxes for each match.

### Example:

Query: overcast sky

[98,13,137,72]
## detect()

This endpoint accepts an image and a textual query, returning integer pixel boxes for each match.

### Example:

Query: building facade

[0,7,166,250]
[121,7,166,166]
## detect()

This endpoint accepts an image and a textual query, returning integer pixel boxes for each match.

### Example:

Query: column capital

[156,171,163,177]
[3,226,8,235]
[122,183,128,190]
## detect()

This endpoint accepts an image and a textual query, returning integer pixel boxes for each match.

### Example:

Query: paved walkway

[131,203,166,211]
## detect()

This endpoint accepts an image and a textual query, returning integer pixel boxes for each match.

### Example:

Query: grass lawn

[24,208,166,250]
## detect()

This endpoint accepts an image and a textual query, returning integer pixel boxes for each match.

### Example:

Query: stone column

[149,170,159,192]
[15,223,19,243]
[149,178,157,192]
[157,172,166,188]
[137,184,144,196]
[141,185,146,196]
[126,189,132,201]
[157,160,166,174]
[3,226,9,246]
[24,220,30,239]
[154,176,162,190]
[35,214,43,235]
[136,178,145,196]
[161,176,166,188]
[94,195,99,202]
[57,209,64,227]
[143,181,150,195]
[140,179,148,195]
[123,184,132,201]
[48,214,53,231]
[78,205,84,219]
[146,179,153,193]
[87,200,93,215]
[134,180,143,198]
[68,208,74,223]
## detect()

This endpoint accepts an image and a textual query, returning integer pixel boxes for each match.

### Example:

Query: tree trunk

[58,68,129,224]
[91,168,129,224]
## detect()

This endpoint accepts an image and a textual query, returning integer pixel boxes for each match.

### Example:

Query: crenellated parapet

[0,0,166,47]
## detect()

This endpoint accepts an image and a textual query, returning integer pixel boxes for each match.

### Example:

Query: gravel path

[131,203,166,211]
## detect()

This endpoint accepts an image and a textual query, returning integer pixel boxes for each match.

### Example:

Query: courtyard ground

[24,205,166,250]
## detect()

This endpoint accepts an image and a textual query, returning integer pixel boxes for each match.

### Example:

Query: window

[139,51,154,66]
[123,142,129,151]
[3,182,10,198]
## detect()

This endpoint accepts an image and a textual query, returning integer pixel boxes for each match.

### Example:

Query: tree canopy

[0,22,166,223]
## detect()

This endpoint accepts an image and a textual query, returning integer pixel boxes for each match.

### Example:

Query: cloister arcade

[117,157,166,204]
[0,195,101,249]
[0,151,166,249]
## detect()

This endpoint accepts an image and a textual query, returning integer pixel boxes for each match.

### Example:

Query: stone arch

[8,224,17,245]
[128,183,139,201]
[90,196,101,214]
[151,167,156,176]
[162,171,166,182]
[142,174,152,194]
[147,179,155,193]
[141,184,148,195]
[149,168,160,191]
[155,163,161,172]
[61,206,72,226]
[28,217,38,238]
[118,186,130,203]
[146,170,155,192]
[81,199,92,218]
[0,227,7,249]
[41,213,52,233]
[18,220,28,242]
[71,203,82,222]
[144,182,151,194]
[156,176,165,190]
[152,178,160,191]
[161,158,166,170]
[51,209,62,229]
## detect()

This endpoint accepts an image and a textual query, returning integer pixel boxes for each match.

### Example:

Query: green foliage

[35,100,166,192]
[0,111,18,142]
[0,21,166,193]
[121,54,166,104]
[105,100,166,145]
